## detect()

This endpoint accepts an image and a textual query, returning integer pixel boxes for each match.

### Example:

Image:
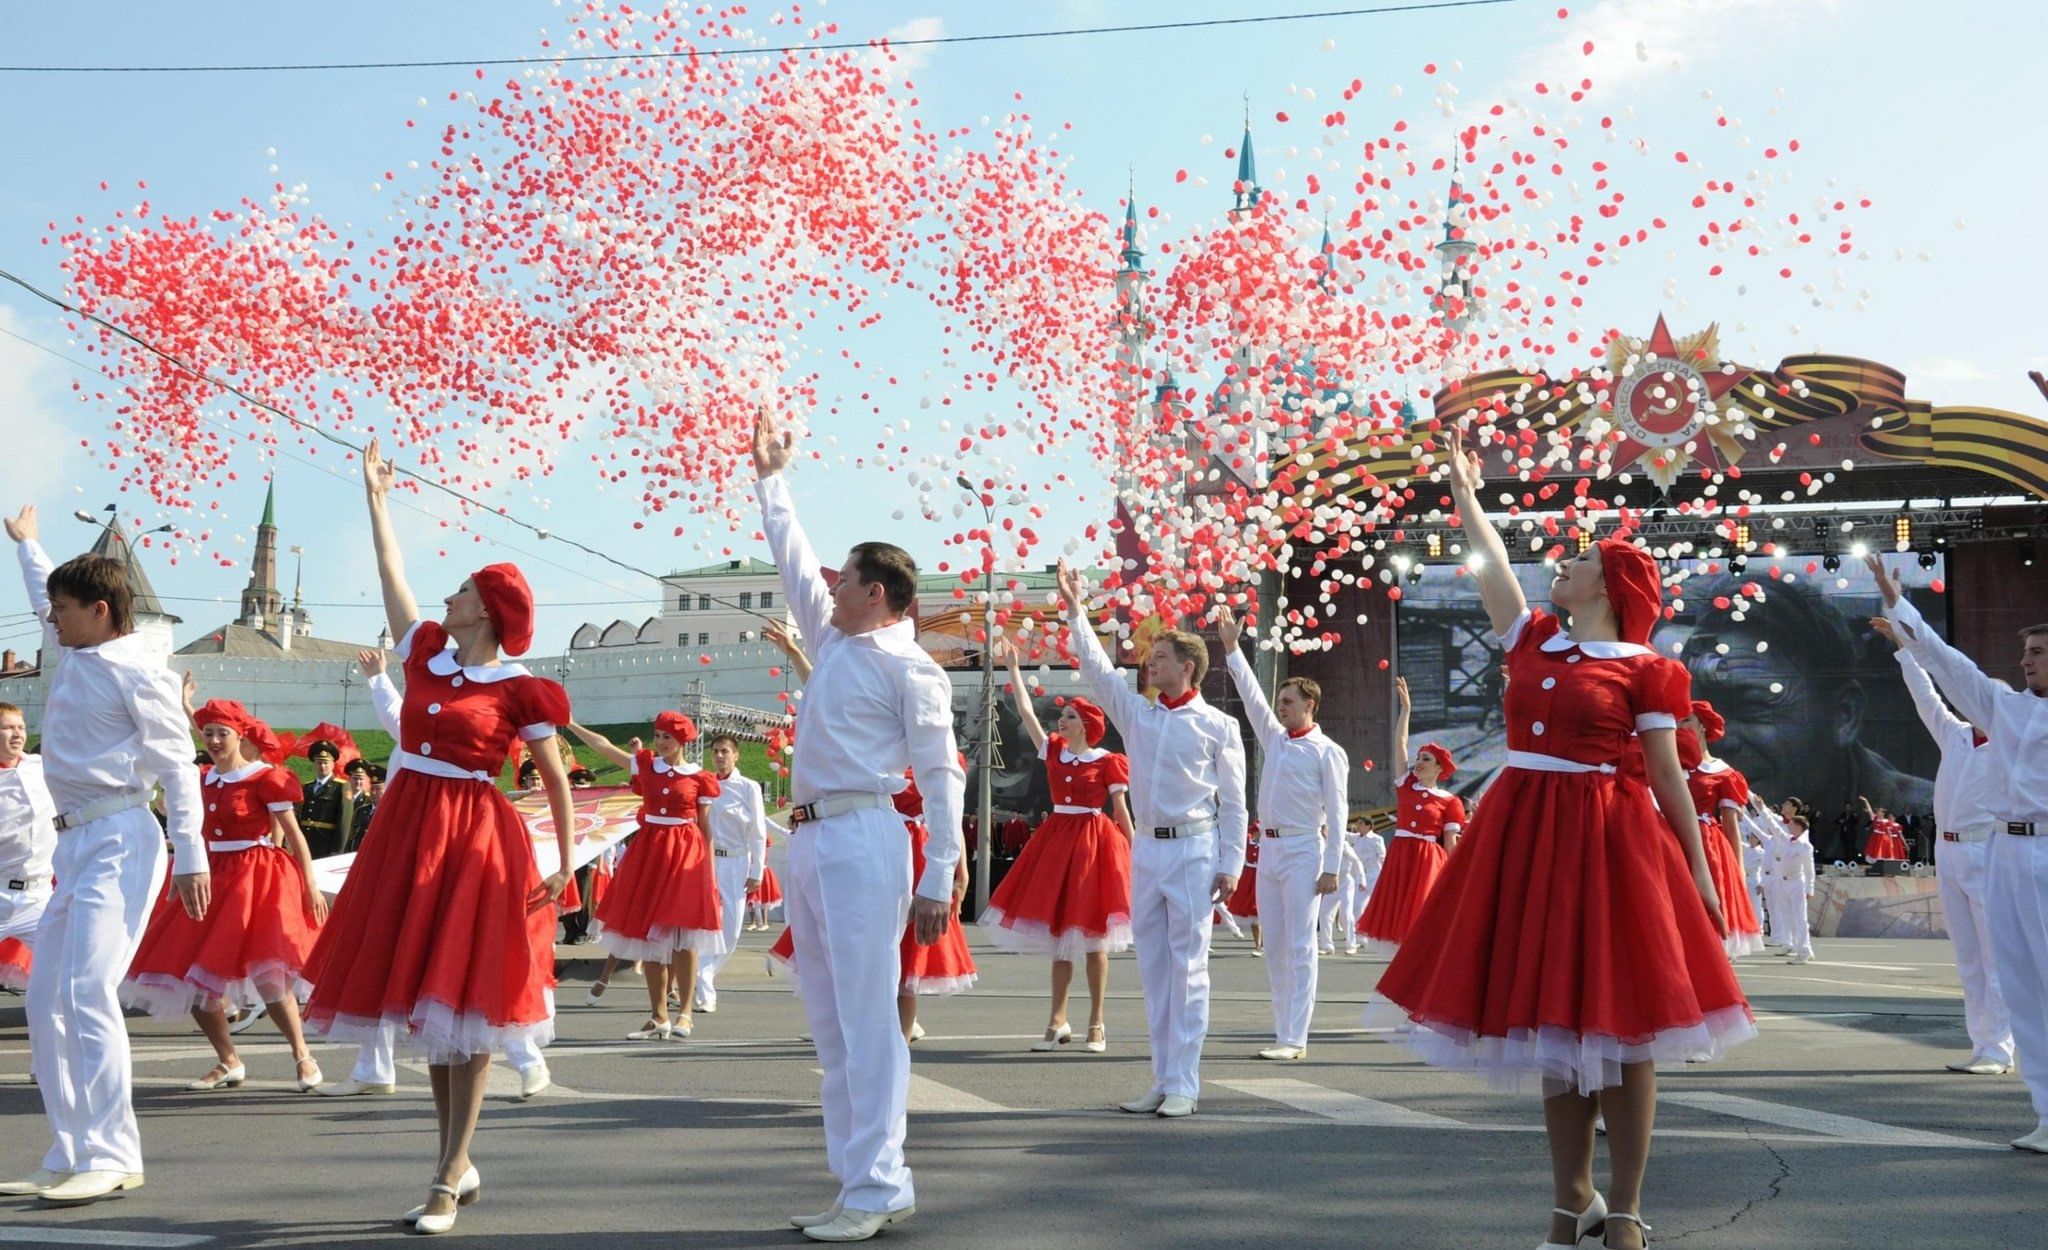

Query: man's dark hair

[707,732,741,751]
[46,554,133,636]
[2020,624,2048,643]
[849,541,918,614]
[1280,675,1322,710]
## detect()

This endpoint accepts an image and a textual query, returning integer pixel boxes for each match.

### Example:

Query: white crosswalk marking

[1660,1091,1998,1149]
[908,1072,1009,1114]
[1216,1078,1464,1128]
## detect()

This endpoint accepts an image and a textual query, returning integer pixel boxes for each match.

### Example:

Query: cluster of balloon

[55,3,1871,669]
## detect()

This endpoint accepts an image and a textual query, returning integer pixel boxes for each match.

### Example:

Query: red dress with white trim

[751,855,783,906]
[123,762,318,1016]
[592,751,725,961]
[1372,611,1755,1093]
[1355,774,1467,949]
[770,774,978,995]
[1864,817,1909,861]
[0,938,27,992]
[979,735,1133,959]
[1225,832,1261,916]
[302,620,570,1063]
[1686,750,1765,957]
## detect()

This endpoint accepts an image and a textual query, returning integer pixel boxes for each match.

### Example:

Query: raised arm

[1392,676,1413,775]
[1056,559,1148,729]
[7,506,57,653]
[359,650,403,738]
[1880,623,1972,748]
[362,440,421,644]
[751,407,834,649]
[1868,553,2007,732]
[999,639,1047,753]
[563,721,637,772]
[764,617,813,684]
[1217,606,1282,748]
[1442,427,1527,637]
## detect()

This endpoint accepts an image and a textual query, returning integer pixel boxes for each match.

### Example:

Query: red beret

[192,699,285,765]
[1597,539,1665,647]
[1689,700,1726,742]
[654,710,699,743]
[1061,696,1107,747]
[473,563,535,656]
[1415,742,1456,781]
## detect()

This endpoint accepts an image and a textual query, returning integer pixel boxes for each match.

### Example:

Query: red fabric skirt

[0,937,30,992]
[592,822,726,962]
[302,770,557,1063]
[1701,820,1763,956]
[1865,830,1909,861]
[1370,767,1756,1093]
[750,864,783,905]
[979,811,1133,959]
[1356,835,1447,948]
[766,822,977,996]
[1225,865,1259,917]
[123,845,321,1017]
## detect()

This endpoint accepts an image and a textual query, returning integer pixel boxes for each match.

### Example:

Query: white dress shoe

[2011,1125,2048,1153]
[790,1202,844,1229]
[626,1019,674,1041]
[1117,1092,1166,1114]
[1030,1023,1072,1052]
[295,1058,326,1092]
[0,1169,70,1196]
[37,1171,144,1205]
[1536,1190,1607,1248]
[227,1004,268,1035]
[802,1205,914,1242]
[907,1021,925,1043]
[671,1017,694,1039]
[404,1166,480,1224]
[1156,1094,1197,1118]
[1083,1025,1107,1054]
[1947,1054,2012,1075]
[411,1183,462,1235]
[315,1078,398,1097]
[1255,1045,1307,1061]
[518,1063,551,1100]
[582,981,609,1007]
[187,1062,246,1091]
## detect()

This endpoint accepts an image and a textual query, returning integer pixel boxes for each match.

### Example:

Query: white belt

[1505,750,1617,775]
[390,750,494,783]
[1052,804,1097,816]
[1393,829,1438,843]
[1149,816,1216,840]
[1942,830,1993,843]
[1263,825,1321,838]
[643,814,697,827]
[789,792,897,826]
[53,789,153,832]
[207,839,267,853]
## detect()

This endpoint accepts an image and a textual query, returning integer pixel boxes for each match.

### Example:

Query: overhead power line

[0,2,1521,74]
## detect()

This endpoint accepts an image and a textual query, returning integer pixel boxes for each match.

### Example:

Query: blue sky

[2,0,2042,657]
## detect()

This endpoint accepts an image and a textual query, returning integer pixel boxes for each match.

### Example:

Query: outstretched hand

[363,438,396,502]
[3,504,36,543]
[1442,426,1483,497]
[356,648,386,679]
[1215,605,1243,651]
[1869,617,1901,649]
[752,405,795,479]
[1395,675,1411,712]
[1054,559,1085,614]
[1864,552,1902,607]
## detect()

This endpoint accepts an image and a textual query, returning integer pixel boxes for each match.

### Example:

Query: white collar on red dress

[205,761,271,786]
[1058,744,1108,765]
[1695,757,1731,775]
[1541,631,1653,659]
[1404,773,1455,800]
[648,754,700,776]
[427,645,531,683]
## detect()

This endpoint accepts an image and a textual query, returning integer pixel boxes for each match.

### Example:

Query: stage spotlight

[1894,514,1913,547]
[1407,562,1425,584]
[1730,554,1748,574]
[1734,521,1752,549]
[1575,531,1593,554]
[1917,551,1937,570]
[1822,553,1842,573]
[1425,532,1443,558]
[1849,541,1869,561]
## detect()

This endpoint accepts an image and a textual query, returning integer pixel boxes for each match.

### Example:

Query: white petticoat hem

[1360,999,1758,1095]
[978,909,1134,960]
[308,989,558,1065]
[0,964,28,992]
[593,923,729,964]
[1724,929,1766,959]
[120,961,311,1020]
[900,970,977,997]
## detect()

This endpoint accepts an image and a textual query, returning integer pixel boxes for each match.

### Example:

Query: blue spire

[1316,215,1336,290]
[1442,149,1464,244]
[1233,96,1260,214]
[1119,179,1145,272]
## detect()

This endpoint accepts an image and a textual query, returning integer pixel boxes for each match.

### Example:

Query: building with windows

[569,556,783,653]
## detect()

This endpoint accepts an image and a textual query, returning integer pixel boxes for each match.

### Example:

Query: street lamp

[339,666,356,730]
[957,474,1000,918]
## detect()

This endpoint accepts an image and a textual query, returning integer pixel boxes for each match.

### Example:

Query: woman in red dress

[980,643,1133,1053]
[1862,799,1909,861]
[1372,429,1750,1250]
[565,715,722,1040]
[302,439,574,1235]
[1681,701,1766,957]
[123,692,326,1092]
[1356,676,1467,953]
[748,841,783,930]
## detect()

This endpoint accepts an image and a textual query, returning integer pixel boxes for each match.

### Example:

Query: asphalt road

[0,933,2038,1249]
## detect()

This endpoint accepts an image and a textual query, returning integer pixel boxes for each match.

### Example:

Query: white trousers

[696,855,751,1002]
[1131,830,1217,1099]
[350,1023,547,1085]
[1984,832,2048,1124]
[1256,835,1324,1048]
[1317,874,1353,950]
[1936,837,2013,1064]
[788,808,913,1213]
[0,881,51,944]
[29,809,166,1174]
[1767,882,1813,959]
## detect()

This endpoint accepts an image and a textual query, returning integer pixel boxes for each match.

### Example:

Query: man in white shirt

[1870,554,2048,1150]
[0,702,57,990]
[695,731,769,1013]
[1767,816,1816,963]
[1058,561,1248,1118]
[1,506,204,1205]
[1216,607,1348,1060]
[1876,617,2014,1075]
[1331,822,1386,955]
[753,410,964,1242]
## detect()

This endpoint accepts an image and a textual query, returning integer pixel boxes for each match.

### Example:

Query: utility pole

[686,677,707,766]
